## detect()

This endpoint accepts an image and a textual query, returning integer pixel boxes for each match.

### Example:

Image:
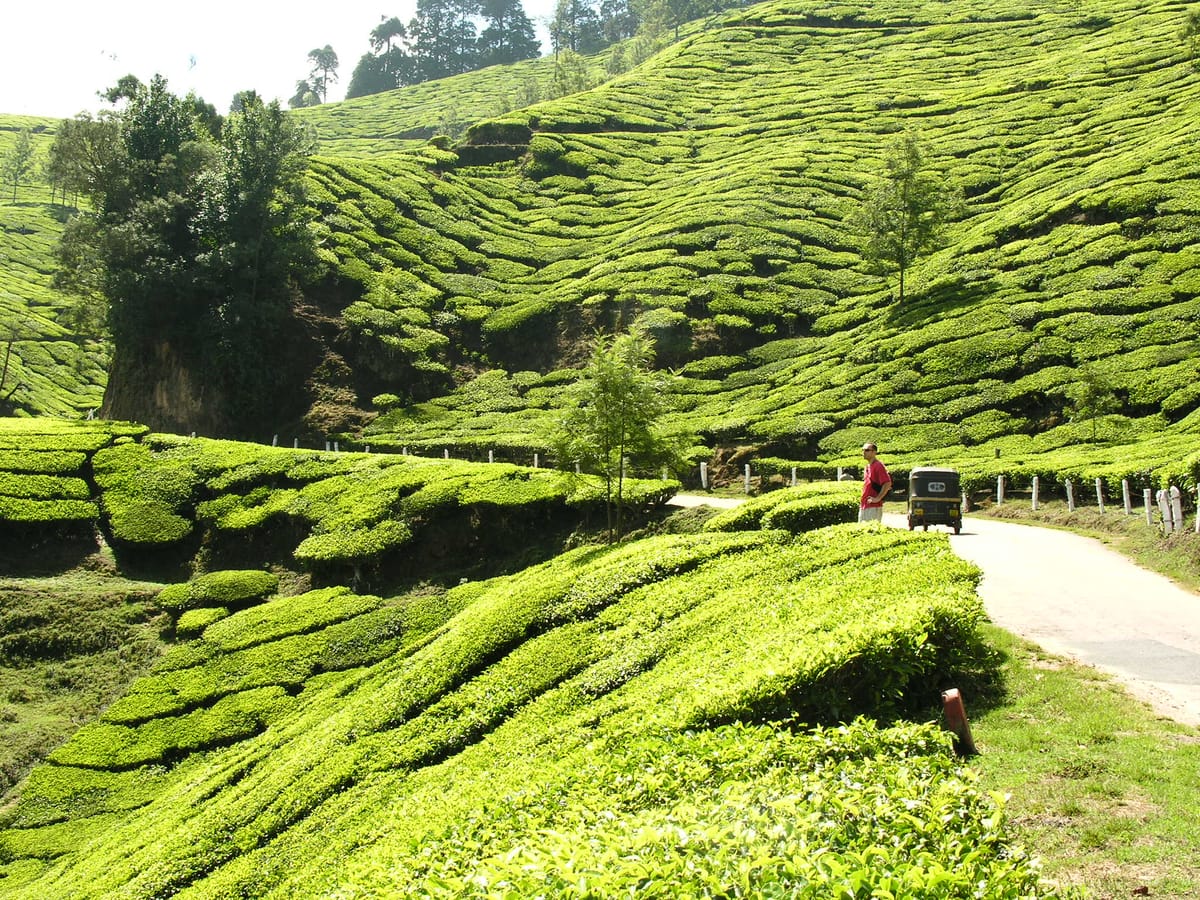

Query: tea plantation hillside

[288,0,1200,501]
[0,419,1076,896]
[0,117,106,419]
[4,0,1200,497]
[290,51,618,157]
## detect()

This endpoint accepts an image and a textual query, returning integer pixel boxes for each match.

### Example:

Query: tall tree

[371,16,408,54]
[1,128,35,203]
[307,45,340,102]
[409,0,457,81]
[851,130,960,304]
[288,79,321,109]
[51,75,317,435]
[477,0,541,67]
[551,0,605,54]
[554,327,681,541]
[599,0,639,43]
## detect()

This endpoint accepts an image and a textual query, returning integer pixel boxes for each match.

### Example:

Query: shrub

[761,495,859,532]
[175,607,230,640]
[157,571,280,614]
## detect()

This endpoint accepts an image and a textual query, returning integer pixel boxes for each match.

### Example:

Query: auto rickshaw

[907,467,962,534]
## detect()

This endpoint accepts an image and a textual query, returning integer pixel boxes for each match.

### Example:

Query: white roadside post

[662,466,669,480]
[1095,478,1105,514]
[272,434,278,447]
[1066,479,1075,512]
[444,449,449,459]
[700,462,708,489]
[1122,479,1132,516]
[837,466,844,481]
[324,441,330,452]
[1170,486,1184,533]
[488,450,494,464]
[1157,489,1173,532]
[533,453,539,469]
[996,475,1005,505]
[1144,488,1153,526]
[1031,476,1040,511]
[744,464,752,494]
[791,467,797,487]
[293,438,299,449]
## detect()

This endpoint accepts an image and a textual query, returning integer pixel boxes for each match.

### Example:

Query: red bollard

[942,688,978,756]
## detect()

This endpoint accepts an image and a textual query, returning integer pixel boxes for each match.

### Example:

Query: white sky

[3,1,557,119]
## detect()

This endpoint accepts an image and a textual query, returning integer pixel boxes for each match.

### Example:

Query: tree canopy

[52,75,318,434]
[1,128,34,203]
[851,130,961,303]
[554,328,682,540]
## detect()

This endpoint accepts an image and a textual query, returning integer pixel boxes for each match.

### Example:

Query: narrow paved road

[669,495,1200,727]
[888,512,1200,728]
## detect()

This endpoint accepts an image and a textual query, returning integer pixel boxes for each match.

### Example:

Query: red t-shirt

[861,459,891,508]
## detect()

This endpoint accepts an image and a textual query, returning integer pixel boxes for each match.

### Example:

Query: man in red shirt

[860,442,891,523]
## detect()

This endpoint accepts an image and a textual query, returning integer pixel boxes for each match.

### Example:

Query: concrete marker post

[1066,479,1075,512]
[744,464,751,494]
[533,453,539,469]
[1122,479,1132,516]
[1157,489,1172,532]
[1144,488,1153,526]
[293,438,299,450]
[996,475,1005,505]
[1170,486,1184,533]
[488,450,494,464]
[1031,476,1039,511]
[272,434,278,447]
[700,462,708,489]
[1095,477,1105,514]
[791,466,797,487]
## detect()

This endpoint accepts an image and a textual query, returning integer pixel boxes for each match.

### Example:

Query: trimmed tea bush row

[703,481,859,532]
[0,425,678,567]
[0,525,1045,899]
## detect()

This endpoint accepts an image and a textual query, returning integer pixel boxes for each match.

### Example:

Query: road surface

[669,495,1200,727]
[888,511,1200,728]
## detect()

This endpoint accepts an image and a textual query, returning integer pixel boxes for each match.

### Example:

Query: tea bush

[156,570,280,614]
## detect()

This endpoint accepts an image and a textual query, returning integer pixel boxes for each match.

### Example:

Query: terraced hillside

[0,418,1083,896]
[0,117,106,419]
[290,0,1200,497]
[3,0,1200,498]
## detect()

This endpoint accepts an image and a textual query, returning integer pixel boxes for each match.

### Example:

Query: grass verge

[971,624,1200,899]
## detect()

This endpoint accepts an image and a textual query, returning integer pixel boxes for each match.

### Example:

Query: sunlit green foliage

[0,424,677,572]
[0,525,1073,898]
